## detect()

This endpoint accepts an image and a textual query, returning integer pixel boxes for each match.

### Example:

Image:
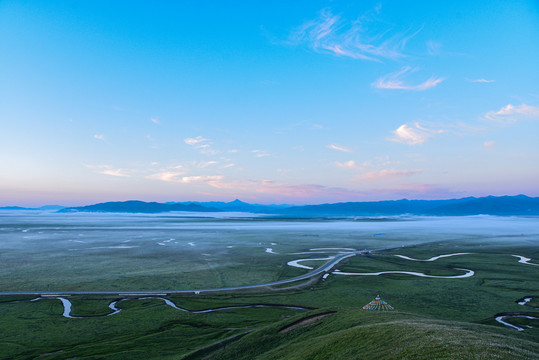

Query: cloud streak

[289,9,421,62]
[484,103,539,124]
[181,176,224,184]
[184,136,208,146]
[147,172,224,184]
[426,40,442,56]
[86,165,130,177]
[252,150,270,158]
[467,78,494,83]
[336,160,359,169]
[483,140,495,148]
[390,122,444,145]
[197,161,218,168]
[184,136,220,155]
[206,178,364,200]
[145,174,362,200]
[146,171,185,182]
[354,169,422,181]
[327,144,351,152]
[373,66,443,91]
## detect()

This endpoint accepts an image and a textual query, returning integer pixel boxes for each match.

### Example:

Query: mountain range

[3,195,538,216]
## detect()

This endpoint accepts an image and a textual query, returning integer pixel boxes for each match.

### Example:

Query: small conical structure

[362,295,394,311]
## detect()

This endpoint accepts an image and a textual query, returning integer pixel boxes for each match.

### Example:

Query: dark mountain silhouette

[279,195,539,216]
[169,199,290,213]
[0,205,65,211]
[58,200,219,213]
[423,195,539,215]
[4,195,538,216]
[0,206,32,210]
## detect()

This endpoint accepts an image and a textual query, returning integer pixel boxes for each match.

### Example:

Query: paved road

[0,241,433,298]
[0,252,359,298]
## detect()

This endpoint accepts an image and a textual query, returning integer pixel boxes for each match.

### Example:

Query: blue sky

[1,0,538,206]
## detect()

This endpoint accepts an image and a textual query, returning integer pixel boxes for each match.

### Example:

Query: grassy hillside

[191,310,538,360]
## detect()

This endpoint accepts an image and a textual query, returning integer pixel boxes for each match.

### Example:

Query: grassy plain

[0,213,538,358]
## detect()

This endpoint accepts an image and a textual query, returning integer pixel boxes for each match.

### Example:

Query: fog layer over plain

[0,212,537,291]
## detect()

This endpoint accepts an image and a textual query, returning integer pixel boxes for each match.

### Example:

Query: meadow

[0,212,537,358]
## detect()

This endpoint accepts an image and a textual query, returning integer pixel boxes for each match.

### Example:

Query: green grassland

[0,214,538,358]
[202,311,539,360]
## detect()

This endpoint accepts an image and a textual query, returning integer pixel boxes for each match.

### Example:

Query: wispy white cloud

[336,160,359,169]
[180,175,224,184]
[100,169,129,177]
[466,78,495,83]
[354,168,422,181]
[184,136,220,155]
[151,117,160,124]
[327,144,351,152]
[85,165,130,178]
[483,140,495,148]
[221,163,235,169]
[252,150,270,158]
[289,9,421,62]
[335,156,418,182]
[146,172,223,184]
[184,136,208,146]
[373,66,444,91]
[390,121,444,145]
[197,161,218,168]
[93,134,105,141]
[336,155,398,172]
[205,178,364,200]
[483,103,539,123]
[146,171,185,182]
[426,40,442,56]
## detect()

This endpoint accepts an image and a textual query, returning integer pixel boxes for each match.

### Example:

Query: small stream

[9,296,311,318]
[494,296,538,331]
[495,314,537,331]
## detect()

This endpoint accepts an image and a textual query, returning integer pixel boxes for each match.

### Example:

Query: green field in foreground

[0,214,538,358]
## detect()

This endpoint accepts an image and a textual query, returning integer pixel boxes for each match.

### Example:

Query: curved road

[0,252,359,298]
[0,242,435,298]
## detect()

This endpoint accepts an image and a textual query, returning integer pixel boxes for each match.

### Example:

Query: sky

[1,0,539,206]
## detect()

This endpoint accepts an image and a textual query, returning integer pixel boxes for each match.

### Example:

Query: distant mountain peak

[230,199,246,204]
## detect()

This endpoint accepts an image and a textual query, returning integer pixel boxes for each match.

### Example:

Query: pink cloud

[205,178,365,201]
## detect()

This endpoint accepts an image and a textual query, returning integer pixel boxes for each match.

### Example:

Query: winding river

[332,268,475,278]
[494,296,539,331]
[9,296,311,319]
[2,249,537,325]
[285,251,475,279]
